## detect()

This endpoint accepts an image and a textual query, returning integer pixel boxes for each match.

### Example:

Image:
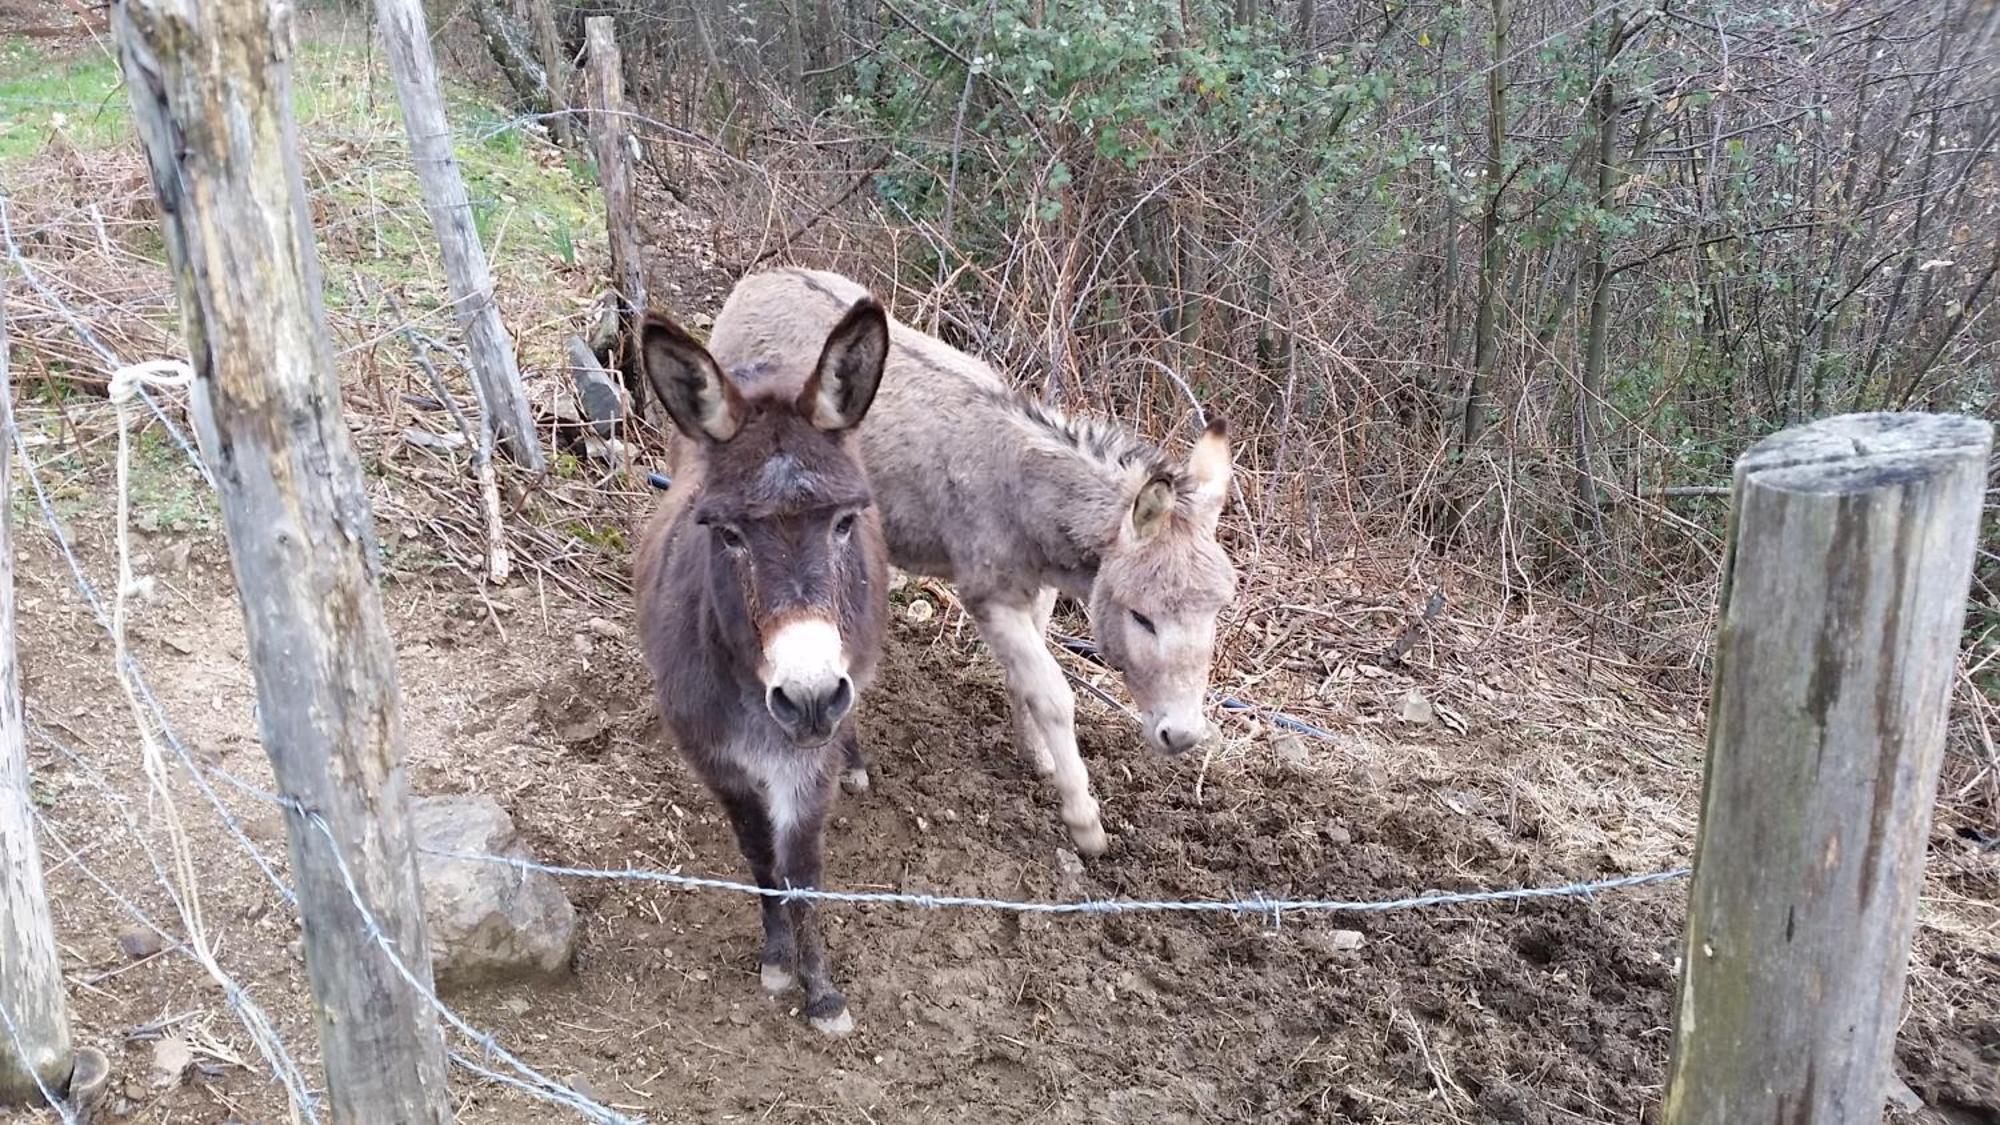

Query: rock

[149,1036,193,1088]
[568,337,628,441]
[412,794,577,989]
[1398,689,1436,725]
[118,927,165,960]
[1054,847,1086,895]
[567,1072,604,1103]
[584,617,629,643]
[1272,734,1310,767]
[1055,848,1086,879]
[1330,929,1365,953]
[1884,1075,1924,1114]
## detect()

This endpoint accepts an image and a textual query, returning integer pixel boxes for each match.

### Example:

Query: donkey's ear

[1126,475,1176,542]
[642,313,741,443]
[1186,417,1231,532]
[797,297,888,431]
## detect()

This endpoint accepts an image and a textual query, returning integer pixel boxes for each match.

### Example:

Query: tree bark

[1575,6,1624,531]
[1458,0,1509,453]
[111,0,456,1117]
[525,0,573,146]
[0,289,74,1109]
[376,0,546,472]
[1663,412,1991,1125]
[464,0,552,115]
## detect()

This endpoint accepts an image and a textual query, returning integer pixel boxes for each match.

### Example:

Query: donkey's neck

[1001,411,1149,597]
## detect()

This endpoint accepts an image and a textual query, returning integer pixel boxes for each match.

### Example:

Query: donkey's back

[716,268,1240,858]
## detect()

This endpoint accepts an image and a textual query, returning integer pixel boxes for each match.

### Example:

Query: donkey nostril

[767,685,802,726]
[825,677,855,724]
[1156,723,1197,754]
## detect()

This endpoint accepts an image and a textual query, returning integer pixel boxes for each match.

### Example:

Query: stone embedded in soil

[118,926,164,960]
[1054,848,1086,896]
[148,1036,193,1088]
[1272,734,1310,766]
[566,1072,604,1102]
[584,616,630,642]
[1399,689,1436,725]
[412,793,578,989]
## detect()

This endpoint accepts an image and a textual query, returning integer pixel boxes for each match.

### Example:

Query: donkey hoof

[840,767,871,795]
[806,997,855,1037]
[1067,819,1109,858]
[760,962,796,994]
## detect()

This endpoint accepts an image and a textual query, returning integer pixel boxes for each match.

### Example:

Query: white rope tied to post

[107,359,206,949]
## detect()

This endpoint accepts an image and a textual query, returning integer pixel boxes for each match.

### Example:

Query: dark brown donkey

[633,287,891,1036]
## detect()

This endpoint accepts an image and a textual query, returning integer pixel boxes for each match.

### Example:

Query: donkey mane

[985,387,1188,497]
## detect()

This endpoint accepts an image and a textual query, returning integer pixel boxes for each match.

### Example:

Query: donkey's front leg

[714,785,797,993]
[776,801,852,1036]
[837,728,871,795]
[974,597,1107,857]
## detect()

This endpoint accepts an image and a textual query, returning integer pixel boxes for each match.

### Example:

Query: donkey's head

[643,299,890,747]
[1088,420,1238,756]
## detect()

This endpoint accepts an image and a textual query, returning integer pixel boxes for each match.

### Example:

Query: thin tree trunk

[113,0,456,1116]
[1576,7,1624,528]
[525,0,573,146]
[377,0,547,472]
[1457,0,1508,453]
[464,0,552,113]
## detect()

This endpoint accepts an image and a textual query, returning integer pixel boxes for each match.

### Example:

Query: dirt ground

[10,401,1998,1125]
[2,9,1996,1123]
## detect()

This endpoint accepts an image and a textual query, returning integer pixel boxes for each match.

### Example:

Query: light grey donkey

[708,268,1239,856]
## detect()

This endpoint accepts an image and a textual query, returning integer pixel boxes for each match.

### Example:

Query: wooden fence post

[375,0,547,474]
[1662,412,1991,1125]
[111,0,455,1120]
[0,289,73,1107]
[525,0,573,147]
[584,16,649,408]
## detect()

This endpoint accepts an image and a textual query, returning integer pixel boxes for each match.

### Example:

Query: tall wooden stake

[0,290,74,1107]
[375,0,547,474]
[111,0,455,1119]
[584,16,649,407]
[526,0,573,147]
[1663,412,1991,1125]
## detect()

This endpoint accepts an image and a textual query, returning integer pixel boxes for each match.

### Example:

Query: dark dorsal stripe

[986,388,1186,497]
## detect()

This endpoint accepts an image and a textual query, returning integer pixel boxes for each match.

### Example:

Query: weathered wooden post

[111,0,455,1120]
[583,16,649,407]
[374,0,546,473]
[0,289,73,1107]
[1663,412,1991,1124]
[525,0,573,147]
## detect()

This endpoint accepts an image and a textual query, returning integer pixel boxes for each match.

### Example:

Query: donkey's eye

[1130,610,1157,635]
[833,512,858,540]
[714,525,747,552]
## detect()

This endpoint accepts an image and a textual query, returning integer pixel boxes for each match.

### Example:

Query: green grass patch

[0,43,126,163]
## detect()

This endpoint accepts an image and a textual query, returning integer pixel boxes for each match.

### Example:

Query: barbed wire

[430,848,1692,920]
